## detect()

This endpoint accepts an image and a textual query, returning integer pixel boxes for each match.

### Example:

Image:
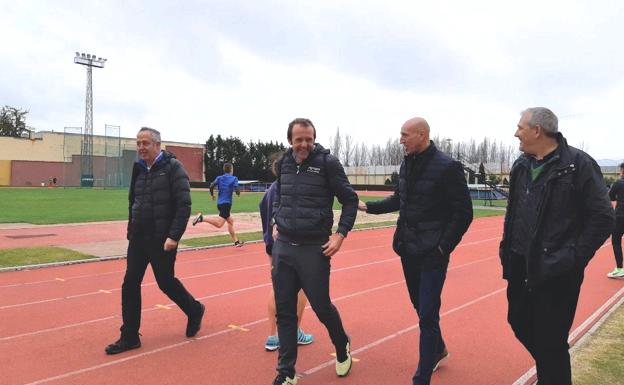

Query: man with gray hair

[105,127,205,355]
[500,108,614,384]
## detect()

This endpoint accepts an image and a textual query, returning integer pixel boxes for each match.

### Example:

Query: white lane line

[301,287,506,376]
[0,223,498,289]
[0,243,390,309]
[1,233,500,309]
[0,256,403,341]
[20,256,497,385]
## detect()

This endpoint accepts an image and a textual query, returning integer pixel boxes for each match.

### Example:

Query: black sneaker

[234,240,244,247]
[186,303,205,337]
[105,338,141,355]
[272,374,297,385]
[192,213,203,226]
[432,347,449,372]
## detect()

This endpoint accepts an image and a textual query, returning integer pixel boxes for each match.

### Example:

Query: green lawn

[572,303,624,384]
[0,247,95,268]
[472,198,508,207]
[0,188,387,224]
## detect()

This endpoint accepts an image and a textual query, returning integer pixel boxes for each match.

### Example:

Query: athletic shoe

[297,328,314,345]
[105,338,141,355]
[433,347,449,372]
[607,267,624,278]
[335,337,352,377]
[272,374,297,385]
[192,213,203,226]
[186,303,205,337]
[234,240,244,247]
[265,335,279,351]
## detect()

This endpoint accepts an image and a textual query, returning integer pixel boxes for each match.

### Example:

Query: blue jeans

[400,255,448,385]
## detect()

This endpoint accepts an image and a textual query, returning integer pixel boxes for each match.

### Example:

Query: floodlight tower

[74,52,107,186]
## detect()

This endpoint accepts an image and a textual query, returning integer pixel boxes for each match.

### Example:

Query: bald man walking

[359,118,472,385]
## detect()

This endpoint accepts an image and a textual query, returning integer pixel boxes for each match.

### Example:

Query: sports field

[0,188,505,225]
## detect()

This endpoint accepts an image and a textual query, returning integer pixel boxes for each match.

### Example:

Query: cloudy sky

[2,0,623,159]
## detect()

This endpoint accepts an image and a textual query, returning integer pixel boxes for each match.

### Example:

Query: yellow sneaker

[272,374,297,385]
[335,340,352,377]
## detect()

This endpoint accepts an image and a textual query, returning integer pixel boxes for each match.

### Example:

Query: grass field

[572,302,624,384]
[0,188,504,225]
[0,247,94,268]
[0,188,387,224]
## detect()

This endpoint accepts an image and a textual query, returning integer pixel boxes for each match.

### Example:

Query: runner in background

[192,163,243,247]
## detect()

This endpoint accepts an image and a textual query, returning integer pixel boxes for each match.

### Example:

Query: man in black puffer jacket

[359,117,472,385]
[105,127,205,355]
[270,118,358,385]
[500,107,613,385]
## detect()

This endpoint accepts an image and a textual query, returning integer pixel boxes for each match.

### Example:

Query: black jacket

[609,177,624,217]
[127,151,192,242]
[366,142,473,264]
[274,144,358,243]
[500,134,614,288]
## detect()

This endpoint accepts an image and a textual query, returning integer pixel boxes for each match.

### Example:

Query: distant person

[358,117,473,385]
[192,163,243,247]
[271,118,358,385]
[105,127,205,355]
[608,162,624,278]
[500,108,613,384]
[260,155,313,352]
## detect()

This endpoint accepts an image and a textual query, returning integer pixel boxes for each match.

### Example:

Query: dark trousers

[613,216,624,268]
[400,255,448,385]
[271,239,349,378]
[507,269,584,385]
[120,237,201,340]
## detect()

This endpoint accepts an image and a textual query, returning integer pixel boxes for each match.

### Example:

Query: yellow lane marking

[228,324,250,332]
[99,289,112,294]
[330,352,360,362]
[155,304,172,310]
[55,278,65,282]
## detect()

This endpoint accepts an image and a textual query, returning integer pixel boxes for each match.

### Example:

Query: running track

[1,216,622,385]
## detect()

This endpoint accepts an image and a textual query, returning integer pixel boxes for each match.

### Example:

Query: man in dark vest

[500,107,613,384]
[270,118,358,385]
[105,127,205,355]
[359,117,473,385]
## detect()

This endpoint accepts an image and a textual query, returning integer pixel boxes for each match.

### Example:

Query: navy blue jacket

[366,142,473,265]
[127,151,191,241]
[274,144,358,243]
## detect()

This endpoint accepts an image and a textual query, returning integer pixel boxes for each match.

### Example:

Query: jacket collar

[406,140,437,162]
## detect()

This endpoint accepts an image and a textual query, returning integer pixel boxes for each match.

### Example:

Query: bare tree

[343,134,354,167]
[329,126,342,161]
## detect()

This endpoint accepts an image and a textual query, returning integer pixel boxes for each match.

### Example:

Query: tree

[478,163,486,184]
[329,127,342,161]
[0,106,29,137]
[343,134,353,167]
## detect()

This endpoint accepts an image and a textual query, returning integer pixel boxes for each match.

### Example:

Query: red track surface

[1,216,622,385]
[0,220,258,249]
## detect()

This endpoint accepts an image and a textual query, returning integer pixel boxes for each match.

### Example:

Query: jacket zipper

[525,159,575,289]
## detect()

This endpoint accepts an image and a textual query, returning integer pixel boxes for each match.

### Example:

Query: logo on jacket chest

[307,166,321,174]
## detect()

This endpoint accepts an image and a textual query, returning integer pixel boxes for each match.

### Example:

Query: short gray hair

[521,107,558,137]
[138,127,161,143]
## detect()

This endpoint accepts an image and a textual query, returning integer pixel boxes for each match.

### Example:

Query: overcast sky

[2,0,623,159]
